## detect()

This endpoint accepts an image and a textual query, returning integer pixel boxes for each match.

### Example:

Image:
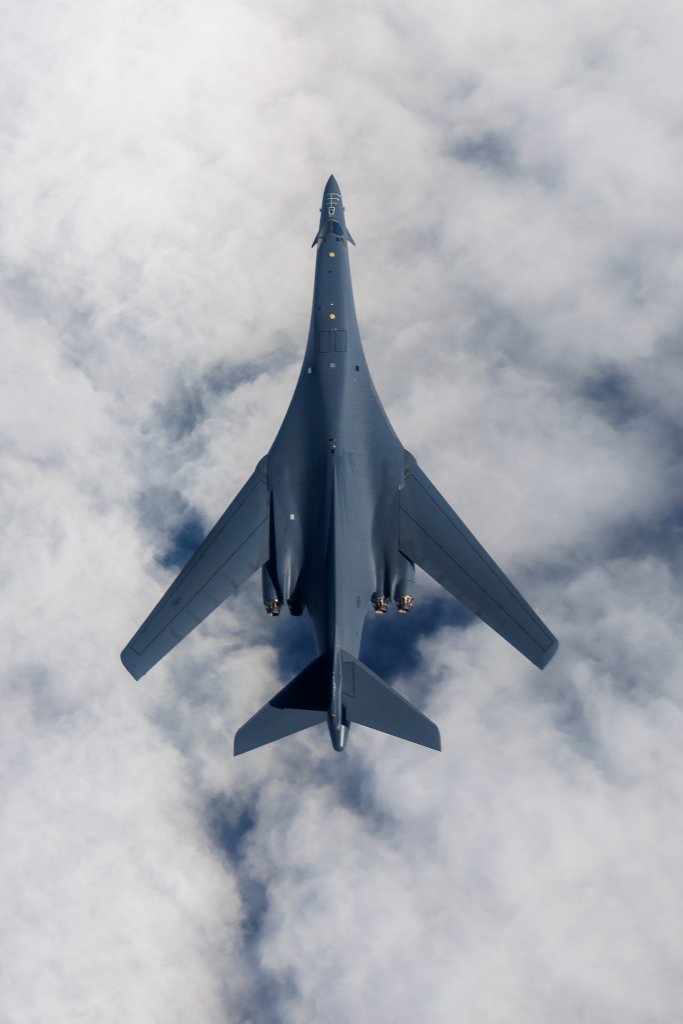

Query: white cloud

[2,0,683,1021]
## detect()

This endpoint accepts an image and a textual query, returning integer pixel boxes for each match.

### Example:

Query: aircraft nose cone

[325,174,341,195]
[315,174,352,244]
[321,175,344,222]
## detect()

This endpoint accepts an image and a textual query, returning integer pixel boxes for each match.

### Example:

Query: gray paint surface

[121,176,558,754]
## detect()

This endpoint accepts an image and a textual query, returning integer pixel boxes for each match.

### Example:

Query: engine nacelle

[394,554,415,613]
[263,557,304,616]
[262,564,281,617]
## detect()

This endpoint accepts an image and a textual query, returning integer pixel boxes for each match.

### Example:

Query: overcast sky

[2,1,683,1021]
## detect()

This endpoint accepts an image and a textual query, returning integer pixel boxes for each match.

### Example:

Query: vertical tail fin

[341,652,441,751]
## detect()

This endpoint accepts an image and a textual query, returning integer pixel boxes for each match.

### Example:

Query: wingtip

[120,646,144,681]
[537,636,559,670]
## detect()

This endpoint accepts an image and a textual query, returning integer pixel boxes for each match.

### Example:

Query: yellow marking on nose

[328,251,335,257]
[329,313,336,319]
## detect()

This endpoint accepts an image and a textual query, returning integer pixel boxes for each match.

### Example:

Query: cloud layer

[2,1,682,1021]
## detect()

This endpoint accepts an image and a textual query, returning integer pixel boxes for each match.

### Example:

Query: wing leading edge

[398,454,558,669]
[121,459,270,680]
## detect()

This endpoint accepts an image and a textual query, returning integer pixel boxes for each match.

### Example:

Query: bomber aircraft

[121,176,558,754]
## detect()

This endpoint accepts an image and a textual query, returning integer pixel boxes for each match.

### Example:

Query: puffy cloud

[2,0,682,1022]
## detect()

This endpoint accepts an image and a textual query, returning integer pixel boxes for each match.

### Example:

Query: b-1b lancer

[121,176,558,754]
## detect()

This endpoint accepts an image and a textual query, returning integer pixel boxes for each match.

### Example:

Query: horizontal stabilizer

[234,654,329,756]
[341,652,440,751]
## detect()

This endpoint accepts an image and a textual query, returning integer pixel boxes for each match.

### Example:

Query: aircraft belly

[122,176,557,756]
[267,379,403,658]
[332,450,377,657]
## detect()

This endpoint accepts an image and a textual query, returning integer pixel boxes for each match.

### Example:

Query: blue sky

[2,1,682,1021]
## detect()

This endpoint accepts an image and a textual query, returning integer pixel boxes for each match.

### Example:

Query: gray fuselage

[265,185,404,746]
[120,175,558,757]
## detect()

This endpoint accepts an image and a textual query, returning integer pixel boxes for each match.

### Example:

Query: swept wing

[121,460,270,680]
[399,455,558,669]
